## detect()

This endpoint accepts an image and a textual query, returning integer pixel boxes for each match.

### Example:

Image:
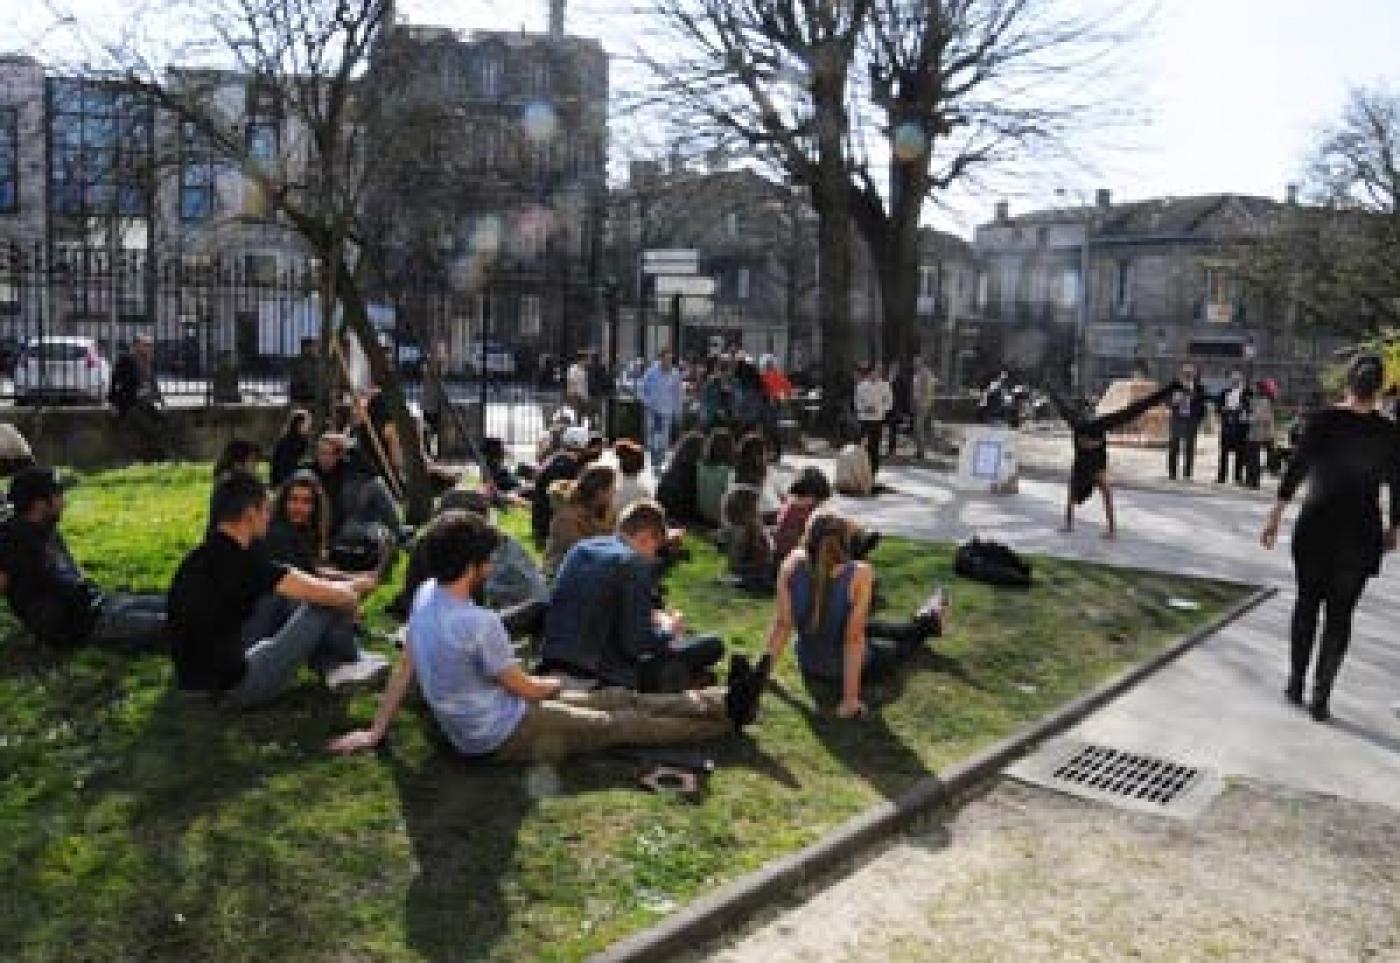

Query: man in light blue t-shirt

[638,350,684,471]
[330,511,763,762]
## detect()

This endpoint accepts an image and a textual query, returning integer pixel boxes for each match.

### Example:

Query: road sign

[642,249,699,274]
[655,275,716,297]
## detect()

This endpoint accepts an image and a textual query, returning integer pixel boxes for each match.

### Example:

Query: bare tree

[48,0,441,521]
[640,0,872,430]
[640,0,1143,382]
[1241,86,1400,338]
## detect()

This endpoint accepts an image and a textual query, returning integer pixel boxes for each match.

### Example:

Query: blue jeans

[223,603,360,709]
[90,593,167,651]
[647,410,676,470]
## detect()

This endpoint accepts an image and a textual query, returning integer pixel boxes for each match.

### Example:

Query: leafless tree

[44,0,442,520]
[639,0,1144,389]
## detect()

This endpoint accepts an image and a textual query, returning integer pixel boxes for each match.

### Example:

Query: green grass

[0,465,1252,962]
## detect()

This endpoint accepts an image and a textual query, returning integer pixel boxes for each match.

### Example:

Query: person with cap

[1261,353,1400,723]
[0,467,167,651]
[108,333,166,462]
[328,510,762,763]
[530,425,591,545]
[167,471,390,709]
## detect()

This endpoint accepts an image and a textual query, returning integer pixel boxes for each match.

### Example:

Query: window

[0,107,17,213]
[46,79,152,219]
[1114,260,1133,314]
[180,123,218,221]
[1204,265,1239,324]
[736,267,750,301]
[726,211,739,237]
[1060,268,1079,308]
[519,295,542,336]
[530,60,551,95]
[481,55,503,97]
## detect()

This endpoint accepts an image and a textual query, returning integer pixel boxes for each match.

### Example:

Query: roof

[993,193,1283,240]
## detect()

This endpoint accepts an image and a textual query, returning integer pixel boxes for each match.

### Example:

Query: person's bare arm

[276,568,360,612]
[328,644,417,754]
[496,664,564,702]
[838,564,875,718]
[763,553,801,663]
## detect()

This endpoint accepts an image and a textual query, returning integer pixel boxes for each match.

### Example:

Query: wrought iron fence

[0,242,576,449]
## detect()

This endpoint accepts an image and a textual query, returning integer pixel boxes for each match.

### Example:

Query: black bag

[954,537,1033,588]
[328,527,388,573]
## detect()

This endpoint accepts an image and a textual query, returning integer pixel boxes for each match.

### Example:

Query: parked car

[14,336,112,405]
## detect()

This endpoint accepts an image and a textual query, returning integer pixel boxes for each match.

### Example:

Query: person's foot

[852,530,882,559]
[1101,530,1117,541]
[1058,526,1073,535]
[916,586,949,630]
[724,654,763,730]
[1284,678,1304,706]
[326,653,392,693]
[1309,698,1331,723]
[1392,701,1400,720]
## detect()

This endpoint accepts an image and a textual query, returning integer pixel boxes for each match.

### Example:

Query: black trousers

[860,419,884,476]
[1217,431,1246,484]
[1289,566,1370,703]
[1167,426,1198,479]
[803,614,942,683]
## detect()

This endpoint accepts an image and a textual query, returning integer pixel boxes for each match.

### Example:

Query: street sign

[642,249,699,274]
[655,275,716,297]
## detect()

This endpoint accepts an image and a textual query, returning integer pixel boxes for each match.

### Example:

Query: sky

[6,0,1400,236]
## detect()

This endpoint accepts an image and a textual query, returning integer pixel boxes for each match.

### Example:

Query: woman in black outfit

[1045,380,1181,539]
[270,408,312,487]
[1261,354,1400,722]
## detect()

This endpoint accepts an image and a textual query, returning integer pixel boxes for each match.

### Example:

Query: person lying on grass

[762,511,948,719]
[168,471,389,709]
[0,466,167,652]
[537,501,724,693]
[328,510,764,762]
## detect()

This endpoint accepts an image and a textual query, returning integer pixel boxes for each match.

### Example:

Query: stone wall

[3,404,290,468]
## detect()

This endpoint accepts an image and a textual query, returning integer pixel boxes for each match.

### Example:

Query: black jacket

[1169,380,1208,426]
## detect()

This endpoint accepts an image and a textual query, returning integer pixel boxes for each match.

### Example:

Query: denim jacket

[540,535,668,688]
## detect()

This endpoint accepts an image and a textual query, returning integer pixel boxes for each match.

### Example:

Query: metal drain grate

[1007,738,1224,820]
[1051,744,1201,806]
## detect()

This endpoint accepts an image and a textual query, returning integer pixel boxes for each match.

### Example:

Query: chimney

[548,0,565,38]
[1286,182,1299,205]
[994,200,1009,223]
[1096,188,1112,210]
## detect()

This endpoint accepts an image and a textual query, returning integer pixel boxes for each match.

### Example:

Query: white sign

[953,427,1019,494]
[642,249,699,275]
[655,275,716,297]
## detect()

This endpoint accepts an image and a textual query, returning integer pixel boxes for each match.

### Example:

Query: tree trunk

[334,258,435,525]
[812,42,854,442]
[876,206,921,365]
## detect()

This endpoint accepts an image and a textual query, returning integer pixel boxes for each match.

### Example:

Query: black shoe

[1284,679,1304,706]
[725,654,763,730]
[852,530,882,560]
[1309,698,1331,723]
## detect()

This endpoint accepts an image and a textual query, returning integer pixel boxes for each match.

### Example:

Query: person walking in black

[1215,369,1252,485]
[108,333,166,461]
[1166,362,1207,481]
[1260,353,1400,722]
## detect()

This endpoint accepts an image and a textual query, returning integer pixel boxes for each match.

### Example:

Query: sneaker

[1392,701,1400,719]
[916,586,950,629]
[326,653,391,693]
[725,654,763,730]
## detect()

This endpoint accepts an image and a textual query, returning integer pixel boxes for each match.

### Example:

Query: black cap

[8,466,75,510]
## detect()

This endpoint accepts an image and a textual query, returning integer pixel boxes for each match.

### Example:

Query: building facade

[969,190,1350,397]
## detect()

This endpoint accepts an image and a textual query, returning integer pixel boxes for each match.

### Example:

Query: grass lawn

[0,465,1253,962]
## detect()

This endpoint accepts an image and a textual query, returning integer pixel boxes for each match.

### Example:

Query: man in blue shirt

[539,501,723,692]
[637,350,684,472]
[329,510,762,761]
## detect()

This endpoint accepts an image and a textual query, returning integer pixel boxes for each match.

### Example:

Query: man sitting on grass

[538,501,724,693]
[168,472,388,709]
[328,510,763,762]
[0,466,167,651]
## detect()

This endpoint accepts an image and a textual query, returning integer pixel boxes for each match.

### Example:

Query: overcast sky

[7,0,1400,236]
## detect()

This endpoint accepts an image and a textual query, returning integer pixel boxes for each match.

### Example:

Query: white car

[15,336,112,405]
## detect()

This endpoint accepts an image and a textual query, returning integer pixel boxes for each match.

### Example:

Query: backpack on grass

[954,537,1032,589]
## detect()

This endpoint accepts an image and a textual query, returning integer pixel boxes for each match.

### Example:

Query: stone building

[970,190,1350,397]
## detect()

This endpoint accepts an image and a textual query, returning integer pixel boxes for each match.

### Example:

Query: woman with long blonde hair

[762,510,948,717]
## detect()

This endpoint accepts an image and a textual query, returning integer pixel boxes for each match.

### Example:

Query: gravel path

[702,780,1400,963]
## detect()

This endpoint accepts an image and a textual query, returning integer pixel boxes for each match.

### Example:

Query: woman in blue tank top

[762,511,948,718]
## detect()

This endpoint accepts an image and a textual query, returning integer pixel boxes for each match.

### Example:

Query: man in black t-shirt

[0,467,166,651]
[168,472,388,709]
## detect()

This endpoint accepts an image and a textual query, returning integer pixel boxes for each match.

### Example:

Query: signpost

[642,249,699,275]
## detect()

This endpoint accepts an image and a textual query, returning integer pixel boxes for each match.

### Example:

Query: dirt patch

[703,779,1400,962]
